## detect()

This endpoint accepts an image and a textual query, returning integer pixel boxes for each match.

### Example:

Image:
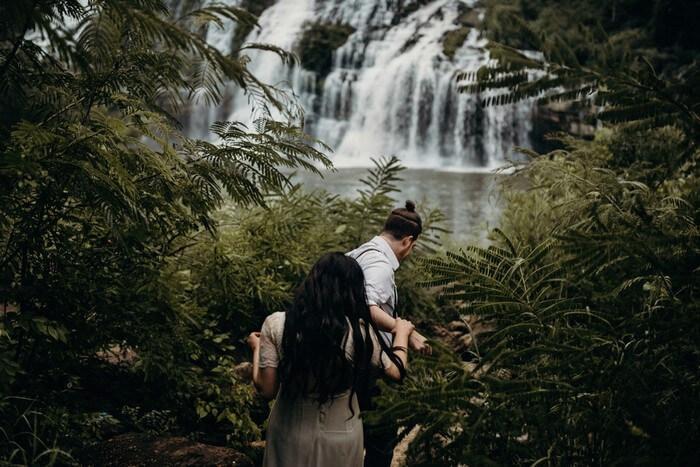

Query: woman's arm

[383,318,414,381]
[248,332,279,400]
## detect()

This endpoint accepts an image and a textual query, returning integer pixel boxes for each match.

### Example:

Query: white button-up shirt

[347,236,399,344]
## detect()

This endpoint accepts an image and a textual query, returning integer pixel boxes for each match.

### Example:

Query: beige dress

[259,312,391,467]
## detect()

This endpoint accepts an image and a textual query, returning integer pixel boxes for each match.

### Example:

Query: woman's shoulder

[262,311,286,339]
[264,311,286,323]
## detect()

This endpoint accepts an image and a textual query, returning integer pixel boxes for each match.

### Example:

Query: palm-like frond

[185,120,331,208]
[457,4,700,150]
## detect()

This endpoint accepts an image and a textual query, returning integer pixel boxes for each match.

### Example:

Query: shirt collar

[371,235,400,271]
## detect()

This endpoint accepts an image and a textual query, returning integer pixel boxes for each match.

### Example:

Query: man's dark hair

[383,200,422,240]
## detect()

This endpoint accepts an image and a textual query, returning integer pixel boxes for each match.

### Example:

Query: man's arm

[370,304,396,332]
[370,304,432,355]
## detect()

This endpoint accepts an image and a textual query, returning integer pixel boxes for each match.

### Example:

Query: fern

[382,122,700,464]
[0,1,335,454]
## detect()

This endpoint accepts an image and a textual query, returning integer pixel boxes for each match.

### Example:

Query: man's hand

[408,330,432,355]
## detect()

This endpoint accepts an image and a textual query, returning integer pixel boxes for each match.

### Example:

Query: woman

[247,252,414,467]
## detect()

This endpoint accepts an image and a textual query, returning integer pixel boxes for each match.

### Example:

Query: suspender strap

[354,248,384,258]
[352,248,398,318]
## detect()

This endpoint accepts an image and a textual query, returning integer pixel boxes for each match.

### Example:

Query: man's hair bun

[383,200,422,239]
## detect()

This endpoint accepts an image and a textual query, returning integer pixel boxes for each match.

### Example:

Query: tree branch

[0,1,37,80]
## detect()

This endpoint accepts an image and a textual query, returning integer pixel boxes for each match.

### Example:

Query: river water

[293,168,504,244]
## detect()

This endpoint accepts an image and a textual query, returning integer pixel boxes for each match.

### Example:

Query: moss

[458,8,481,27]
[442,27,471,59]
[297,22,355,78]
[442,4,482,60]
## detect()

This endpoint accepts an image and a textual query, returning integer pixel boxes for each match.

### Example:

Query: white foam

[191,0,535,170]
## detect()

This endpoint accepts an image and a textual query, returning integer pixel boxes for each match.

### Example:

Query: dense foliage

[377,131,700,465]
[0,3,444,457]
[461,0,700,142]
[373,1,700,465]
[0,0,332,462]
[0,1,446,463]
[2,0,698,466]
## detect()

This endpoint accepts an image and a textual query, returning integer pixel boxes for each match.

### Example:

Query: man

[347,200,431,467]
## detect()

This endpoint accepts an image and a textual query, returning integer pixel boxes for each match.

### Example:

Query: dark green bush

[380,131,700,465]
[370,0,700,464]
[0,0,328,458]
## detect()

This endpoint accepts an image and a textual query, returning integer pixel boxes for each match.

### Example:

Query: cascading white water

[191,0,535,170]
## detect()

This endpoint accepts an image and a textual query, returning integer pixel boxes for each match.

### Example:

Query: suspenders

[353,248,398,318]
[354,248,383,259]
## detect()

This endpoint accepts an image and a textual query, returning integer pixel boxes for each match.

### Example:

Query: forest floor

[80,433,253,466]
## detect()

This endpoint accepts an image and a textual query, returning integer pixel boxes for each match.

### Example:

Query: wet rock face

[297,22,356,79]
[530,101,597,153]
[80,433,254,467]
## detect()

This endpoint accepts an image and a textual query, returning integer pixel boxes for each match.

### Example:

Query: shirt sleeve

[259,312,283,368]
[362,258,394,307]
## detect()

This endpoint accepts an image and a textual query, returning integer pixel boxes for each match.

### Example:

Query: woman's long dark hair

[279,252,406,411]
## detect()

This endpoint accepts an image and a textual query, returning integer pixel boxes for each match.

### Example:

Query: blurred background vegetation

[1,0,699,465]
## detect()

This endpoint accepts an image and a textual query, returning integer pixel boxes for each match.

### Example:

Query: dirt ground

[79,433,253,467]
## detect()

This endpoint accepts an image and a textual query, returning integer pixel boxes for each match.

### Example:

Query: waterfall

[191,0,535,170]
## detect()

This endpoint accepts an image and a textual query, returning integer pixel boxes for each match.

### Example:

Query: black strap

[354,247,384,259]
